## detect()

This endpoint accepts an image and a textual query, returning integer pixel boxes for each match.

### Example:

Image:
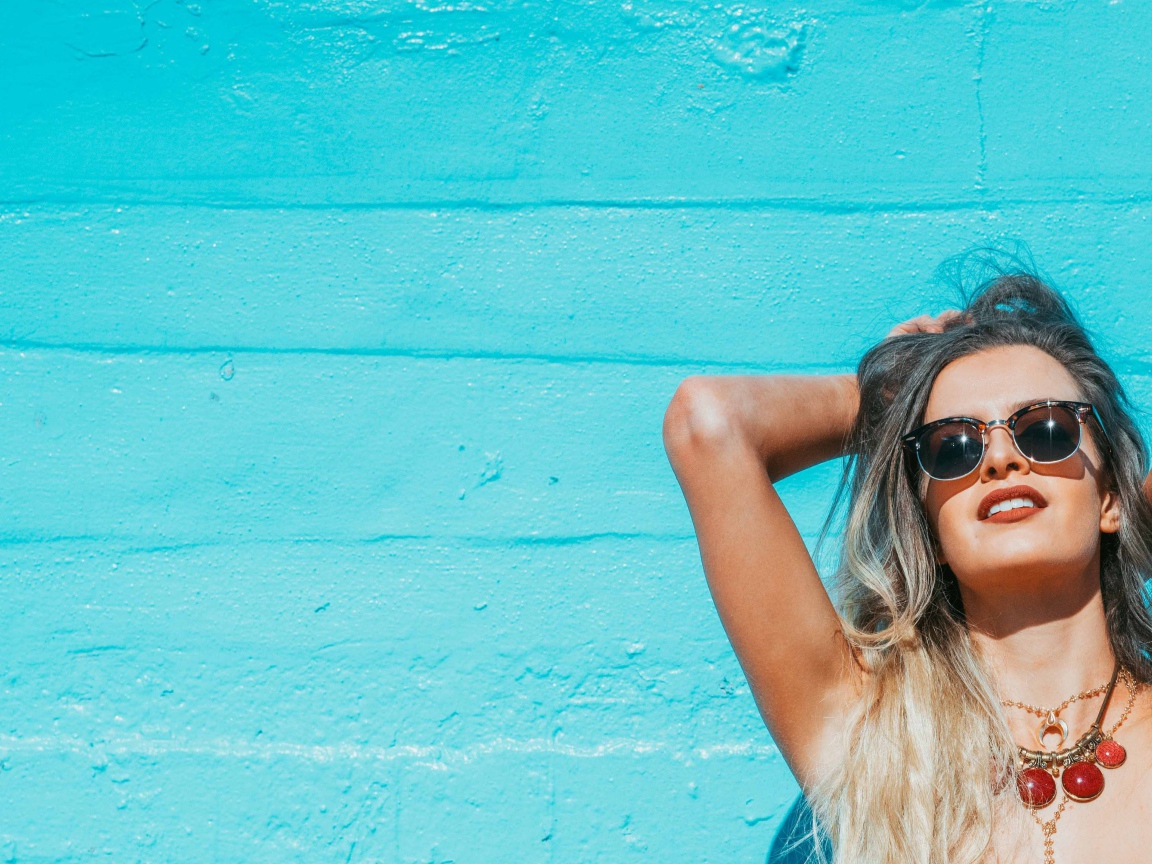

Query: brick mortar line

[0,339,852,372]
[4,194,1152,213]
[0,734,780,765]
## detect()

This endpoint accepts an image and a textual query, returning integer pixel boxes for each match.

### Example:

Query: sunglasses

[902,400,1108,482]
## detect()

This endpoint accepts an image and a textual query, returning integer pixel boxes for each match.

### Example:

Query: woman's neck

[964,566,1115,734]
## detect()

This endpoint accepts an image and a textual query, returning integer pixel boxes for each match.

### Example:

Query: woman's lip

[977,484,1049,521]
[983,505,1043,524]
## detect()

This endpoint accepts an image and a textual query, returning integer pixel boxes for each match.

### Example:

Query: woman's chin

[953,549,1096,594]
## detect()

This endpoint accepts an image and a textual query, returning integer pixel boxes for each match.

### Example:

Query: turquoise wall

[3,1,1152,861]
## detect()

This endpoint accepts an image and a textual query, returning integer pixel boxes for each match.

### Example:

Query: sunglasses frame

[902,399,1109,482]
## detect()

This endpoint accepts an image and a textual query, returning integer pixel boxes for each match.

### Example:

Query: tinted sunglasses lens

[1013,405,1081,463]
[919,421,984,480]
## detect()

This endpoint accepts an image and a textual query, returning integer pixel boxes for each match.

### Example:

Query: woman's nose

[980,424,1029,479]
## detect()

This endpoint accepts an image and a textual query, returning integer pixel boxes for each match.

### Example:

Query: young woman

[662,267,1152,863]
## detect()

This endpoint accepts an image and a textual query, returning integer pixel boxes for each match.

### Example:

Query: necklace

[1006,663,1141,864]
[1001,676,1112,748]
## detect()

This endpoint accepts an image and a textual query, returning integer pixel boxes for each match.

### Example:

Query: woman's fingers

[886,309,965,339]
[885,314,937,338]
[935,309,966,328]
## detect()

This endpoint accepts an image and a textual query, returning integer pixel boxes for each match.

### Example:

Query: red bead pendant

[1096,739,1127,768]
[1018,766,1057,808]
[1061,760,1105,802]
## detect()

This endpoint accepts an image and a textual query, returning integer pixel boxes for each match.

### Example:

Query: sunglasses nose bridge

[985,419,1011,447]
[983,417,1030,466]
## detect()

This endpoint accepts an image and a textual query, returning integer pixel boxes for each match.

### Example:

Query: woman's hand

[886,310,965,339]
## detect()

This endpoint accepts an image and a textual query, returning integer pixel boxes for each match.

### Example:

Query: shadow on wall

[767,795,832,864]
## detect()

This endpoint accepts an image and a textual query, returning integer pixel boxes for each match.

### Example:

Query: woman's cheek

[931,498,974,570]
[1056,490,1108,560]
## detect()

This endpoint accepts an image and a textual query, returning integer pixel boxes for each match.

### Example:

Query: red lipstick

[977,484,1049,523]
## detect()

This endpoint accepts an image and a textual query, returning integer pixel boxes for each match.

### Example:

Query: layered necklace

[1001,662,1141,864]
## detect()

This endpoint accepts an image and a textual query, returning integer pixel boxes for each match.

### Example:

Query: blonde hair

[803,263,1152,863]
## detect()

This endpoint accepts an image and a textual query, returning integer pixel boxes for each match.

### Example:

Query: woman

[662,264,1152,863]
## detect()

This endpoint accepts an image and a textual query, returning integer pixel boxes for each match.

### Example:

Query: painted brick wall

[2,1,1151,861]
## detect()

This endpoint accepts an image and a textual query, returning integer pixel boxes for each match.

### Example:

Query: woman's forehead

[923,345,1084,423]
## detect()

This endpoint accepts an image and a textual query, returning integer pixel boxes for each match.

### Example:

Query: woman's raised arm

[662,373,861,783]
[661,312,955,783]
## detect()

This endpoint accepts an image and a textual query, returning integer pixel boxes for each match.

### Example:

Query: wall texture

[2,1,1152,861]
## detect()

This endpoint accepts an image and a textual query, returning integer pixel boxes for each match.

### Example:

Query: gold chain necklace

[1001,676,1112,749]
[1006,664,1142,864]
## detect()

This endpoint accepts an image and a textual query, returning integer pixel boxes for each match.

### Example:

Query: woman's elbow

[663,377,741,460]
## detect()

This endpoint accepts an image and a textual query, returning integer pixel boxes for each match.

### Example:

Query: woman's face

[921,344,1120,599]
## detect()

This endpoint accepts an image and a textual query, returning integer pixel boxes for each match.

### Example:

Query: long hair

[805,255,1152,863]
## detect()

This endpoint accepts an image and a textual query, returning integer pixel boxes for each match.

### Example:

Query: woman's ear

[1100,489,1122,534]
